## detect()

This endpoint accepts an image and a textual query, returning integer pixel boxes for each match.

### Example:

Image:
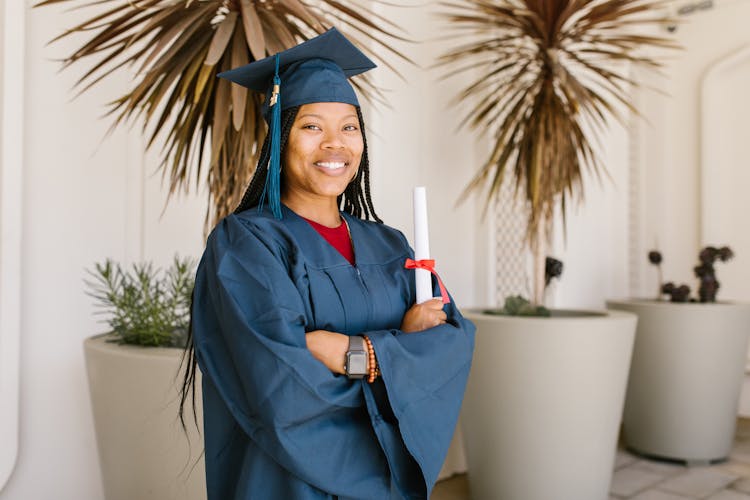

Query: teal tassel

[259,54,283,219]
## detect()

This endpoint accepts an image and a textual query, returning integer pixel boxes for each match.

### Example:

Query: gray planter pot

[607,299,750,463]
[461,309,637,500]
[84,334,206,500]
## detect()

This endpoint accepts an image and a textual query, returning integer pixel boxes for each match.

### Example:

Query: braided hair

[340,107,380,221]
[179,104,381,430]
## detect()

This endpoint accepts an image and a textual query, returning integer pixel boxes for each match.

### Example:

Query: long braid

[234,106,300,214]
[178,290,199,433]
[358,107,381,222]
[340,107,381,223]
[178,106,299,433]
[234,134,271,213]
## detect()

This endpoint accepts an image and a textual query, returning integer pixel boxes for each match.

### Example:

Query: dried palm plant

[439,0,677,304]
[36,0,408,230]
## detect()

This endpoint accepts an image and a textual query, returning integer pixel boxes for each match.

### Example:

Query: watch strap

[348,334,366,353]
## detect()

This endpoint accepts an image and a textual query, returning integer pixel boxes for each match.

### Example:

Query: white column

[0,0,25,491]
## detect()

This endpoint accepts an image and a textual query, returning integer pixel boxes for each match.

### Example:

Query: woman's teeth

[315,162,346,170]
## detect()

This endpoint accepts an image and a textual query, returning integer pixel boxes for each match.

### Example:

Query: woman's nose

[321,130,345,149]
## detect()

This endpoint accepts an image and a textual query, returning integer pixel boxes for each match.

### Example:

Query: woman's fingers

[431,310,447,327]
[424,298,444,309]
[400,299,448,332]
[429,302,447,324]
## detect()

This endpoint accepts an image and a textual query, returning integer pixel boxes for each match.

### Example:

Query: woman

[181,28,475,500]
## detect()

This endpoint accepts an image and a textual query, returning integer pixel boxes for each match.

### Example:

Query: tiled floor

[431,419,750,500]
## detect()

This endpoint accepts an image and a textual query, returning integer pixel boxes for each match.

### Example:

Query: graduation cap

[218,28,376,219]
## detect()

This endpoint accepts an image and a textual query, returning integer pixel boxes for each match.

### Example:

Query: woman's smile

[315,160,347,171]
[313,157,351,175]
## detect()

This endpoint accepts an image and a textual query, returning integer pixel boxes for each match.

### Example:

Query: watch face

[346,352,367,376]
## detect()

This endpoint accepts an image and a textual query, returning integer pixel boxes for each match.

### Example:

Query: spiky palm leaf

[439,0,676,303]
[36,0,409,229]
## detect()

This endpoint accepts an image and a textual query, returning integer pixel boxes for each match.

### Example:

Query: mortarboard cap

[218,27,376,121]
[218,27,376,219]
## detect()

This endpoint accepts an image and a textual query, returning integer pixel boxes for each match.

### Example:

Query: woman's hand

[305,330,349,374]
[400,298,448,333]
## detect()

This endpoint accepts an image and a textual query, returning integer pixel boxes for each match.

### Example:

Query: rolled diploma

[413,186,433,304]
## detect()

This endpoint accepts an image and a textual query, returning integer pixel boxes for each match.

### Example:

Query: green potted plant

[607,247,750,463]
[437,1,675,499]
[84,257,205,500]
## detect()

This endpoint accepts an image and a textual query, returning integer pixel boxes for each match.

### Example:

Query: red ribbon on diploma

[404,258,451,304]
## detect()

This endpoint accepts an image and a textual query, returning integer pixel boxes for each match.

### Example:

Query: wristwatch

[345,335,368,379]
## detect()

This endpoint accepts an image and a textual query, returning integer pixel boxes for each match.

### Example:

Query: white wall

[0,0,22,493]
[368,4,484,309]
[631,0,750,300]
[0,3,207,499]
[526,0,750,312]
[549,104,632,310]
[624,0,750,415]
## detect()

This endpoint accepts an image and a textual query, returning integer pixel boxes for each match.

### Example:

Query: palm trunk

[532,214,546,306]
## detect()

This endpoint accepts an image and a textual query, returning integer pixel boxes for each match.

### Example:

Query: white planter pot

[461,310,637,500]
[84,334,206,500]
[606,300,750,463]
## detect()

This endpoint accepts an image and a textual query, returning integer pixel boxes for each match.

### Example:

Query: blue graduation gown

[192,205,475,500]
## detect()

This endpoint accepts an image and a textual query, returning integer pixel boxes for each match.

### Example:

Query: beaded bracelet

[362,335,379,383]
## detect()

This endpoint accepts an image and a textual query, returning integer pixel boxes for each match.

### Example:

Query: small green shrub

[484,295,551,317]
[85,256,195,347]
[482,256,562,316]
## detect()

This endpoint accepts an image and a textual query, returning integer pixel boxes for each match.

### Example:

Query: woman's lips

[313,160,349,175]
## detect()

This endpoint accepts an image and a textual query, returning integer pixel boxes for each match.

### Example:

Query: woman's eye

[302,124,321,130]
[343,125,359,131]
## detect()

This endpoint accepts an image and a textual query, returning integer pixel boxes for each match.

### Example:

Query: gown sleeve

[361,233,476,496]
[192,215,390,496]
